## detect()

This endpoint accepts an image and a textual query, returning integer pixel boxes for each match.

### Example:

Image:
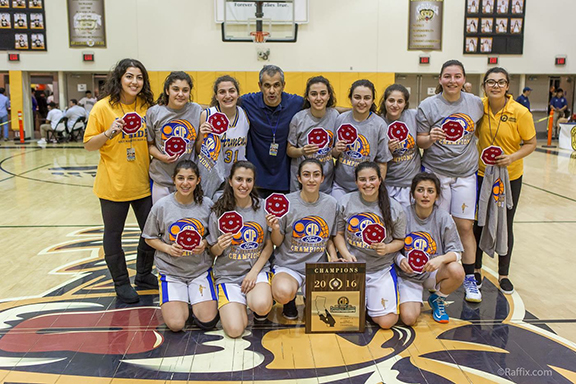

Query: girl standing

[207,161,273,338]
[378,84,421,207]
[396,172,464,325]
[84,58,156,303]
[416,59,484,303]
[147,72,202,204]
[334,162,406,329]
[474,67,536,294]
[196,75,249,199]
[143,160,218,331]
[332,80,392,201]
[287,76,339,194]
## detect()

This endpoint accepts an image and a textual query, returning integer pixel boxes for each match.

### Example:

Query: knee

[164,317,186,333]
[400,313,419,326]
[447,262,465,283]
[251,298,273,315]
[374,314,398,329]
[272,285,295,305]
[223,323,246,339]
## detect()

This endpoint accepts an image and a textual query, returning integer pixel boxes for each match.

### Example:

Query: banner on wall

[0,0,46,51]
[67,0,106,48]
[408,0,443,51]
[463,0,525,54]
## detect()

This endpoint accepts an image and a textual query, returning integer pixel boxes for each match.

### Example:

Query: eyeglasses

[485,79,508,87]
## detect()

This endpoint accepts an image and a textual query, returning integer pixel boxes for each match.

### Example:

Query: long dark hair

[410,172,442,202]
[102,58,154,108]
[355,162,393,232]
[297,158,323,190]
[212,161,260,217]
[157,71,193,106]
[210,75,241,107]
[348,79,377,113]
[482,67,510,97]
[173,160,204,204]
[435,59,466,94]
[302,76,336,109]
[377,83,410,117]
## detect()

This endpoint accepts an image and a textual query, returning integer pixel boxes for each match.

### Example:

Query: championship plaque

[305,262,366,334]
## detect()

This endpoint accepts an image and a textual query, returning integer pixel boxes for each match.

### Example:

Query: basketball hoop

[250,31,270,43]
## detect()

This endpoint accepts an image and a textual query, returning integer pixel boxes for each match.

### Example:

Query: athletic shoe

[474,272,483,289]
[282,298,299,320]
[463,274,482,303]
[499,278,515,294]
[428,293,449,323]
[37,138,46,144]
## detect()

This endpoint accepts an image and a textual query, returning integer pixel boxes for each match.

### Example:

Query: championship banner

[305,262,366,334]
[408,0,443,51]
[67,0,106,48]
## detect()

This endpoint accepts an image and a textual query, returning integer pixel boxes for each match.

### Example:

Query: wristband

[103,131,110,139]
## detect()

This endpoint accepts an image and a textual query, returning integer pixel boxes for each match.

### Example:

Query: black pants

[99,196,153,256]
[474,175,523,276]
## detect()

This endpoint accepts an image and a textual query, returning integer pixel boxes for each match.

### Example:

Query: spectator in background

[38,102,63,144]
[550,88,568,139]
[37,91,48,121]
[79,90,97,115]
[464,82,473,93]
[0,88,10,141]
[64,99,86,130]
[515,87,531,111]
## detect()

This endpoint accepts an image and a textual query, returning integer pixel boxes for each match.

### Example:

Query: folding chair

[70,116,87,142]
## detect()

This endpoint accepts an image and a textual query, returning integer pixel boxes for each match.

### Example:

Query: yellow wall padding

[8,71,23,132]
[149,71,395,108]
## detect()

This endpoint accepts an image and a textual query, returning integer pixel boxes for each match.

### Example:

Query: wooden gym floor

[0,140,575,383]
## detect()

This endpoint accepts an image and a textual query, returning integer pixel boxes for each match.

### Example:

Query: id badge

[127,147,136,162]
[269,142,279,156]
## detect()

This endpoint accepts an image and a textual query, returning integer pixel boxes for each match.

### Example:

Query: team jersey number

[224,149,239,163]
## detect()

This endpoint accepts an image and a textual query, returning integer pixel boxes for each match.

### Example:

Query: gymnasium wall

[2,0,574,74]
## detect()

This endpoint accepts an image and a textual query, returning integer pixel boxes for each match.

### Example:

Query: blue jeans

[0,115,8,139]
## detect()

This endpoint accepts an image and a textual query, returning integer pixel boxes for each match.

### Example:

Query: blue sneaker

[428,293,449,323]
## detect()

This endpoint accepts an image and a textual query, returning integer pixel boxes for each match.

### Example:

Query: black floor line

[523,183,576,203]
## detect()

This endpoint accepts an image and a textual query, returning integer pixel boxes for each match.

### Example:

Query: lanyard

[265,108,282,143]
[488,99,507,146]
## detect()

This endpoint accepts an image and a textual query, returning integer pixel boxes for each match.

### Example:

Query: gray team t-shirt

[383,109,422,188]
[288,108,339,193]
[273,192,338,274]
[147,102,202,187]
[337,192,406,271]
[397,204,463,283]
[198,106,250,199]
[142,193,213,280]
[416,92,483,177]
[207,201,270,285]
[333,111,392,192]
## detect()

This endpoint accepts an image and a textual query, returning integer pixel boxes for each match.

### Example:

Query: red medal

[218,211,243,234]
[265,193,290,219]
[362,223,386,245]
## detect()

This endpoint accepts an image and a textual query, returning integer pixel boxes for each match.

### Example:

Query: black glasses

[485,79,508,87]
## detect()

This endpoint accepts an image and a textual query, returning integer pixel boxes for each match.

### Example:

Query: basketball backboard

[216,0,306,42]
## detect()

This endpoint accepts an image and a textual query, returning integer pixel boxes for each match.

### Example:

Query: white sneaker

[463,274,482,302]
[37,138,47,144]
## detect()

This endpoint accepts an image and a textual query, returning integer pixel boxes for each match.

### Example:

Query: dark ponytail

[355,162,393,232]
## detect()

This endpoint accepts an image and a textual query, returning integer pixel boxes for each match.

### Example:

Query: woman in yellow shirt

[84,58,156,303]
[474,67,536,294]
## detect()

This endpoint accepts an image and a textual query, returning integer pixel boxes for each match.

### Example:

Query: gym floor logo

[1,228,576,383]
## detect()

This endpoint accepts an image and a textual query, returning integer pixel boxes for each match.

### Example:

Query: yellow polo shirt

[477,95,536,180]
[84,96,151,201]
